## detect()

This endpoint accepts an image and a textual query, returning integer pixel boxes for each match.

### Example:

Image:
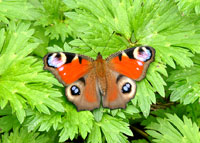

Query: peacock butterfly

[43,46,155,111]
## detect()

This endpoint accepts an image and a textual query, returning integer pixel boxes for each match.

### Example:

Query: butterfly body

[44,46,155,111]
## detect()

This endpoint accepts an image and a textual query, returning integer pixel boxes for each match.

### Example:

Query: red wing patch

[108,46,155,81]
[44,52,92,85]
[56,59,91,84]
[110,56,145,80]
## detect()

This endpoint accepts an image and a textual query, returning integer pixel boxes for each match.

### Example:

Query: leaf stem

[131,126,150,141]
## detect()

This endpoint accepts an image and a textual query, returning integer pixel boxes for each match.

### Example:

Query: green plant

[0,0,199,142]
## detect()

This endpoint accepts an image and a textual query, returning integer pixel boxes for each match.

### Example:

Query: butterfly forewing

[107,46,155,81]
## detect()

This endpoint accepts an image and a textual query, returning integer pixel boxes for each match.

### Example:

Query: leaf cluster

[0,0,200,143]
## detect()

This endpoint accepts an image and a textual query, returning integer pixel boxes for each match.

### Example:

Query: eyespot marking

[121,82,132,93]
[70,85,80,95]
[133,47,152,62]
[117,75,136,100]
[47,53,66,68]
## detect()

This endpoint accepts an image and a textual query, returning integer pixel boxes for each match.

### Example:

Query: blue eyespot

[70,85,80,95]
[47,53,65,68]
[136,47,151,61]
[121,83,132,93]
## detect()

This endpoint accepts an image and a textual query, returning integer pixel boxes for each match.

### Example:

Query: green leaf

[146,62,167,97]
[168,61,200,104]
[146,113,200,143]
[58,103,94,142]
[0,0,41,20]
[93,107,104,122]
[131,139,149,143]
[0,106,20,133]
[34,0,70,41]
[25,109,62,132]
[175,0,200,15]
[87,123,102,143]
[122,105,140,115]
[133,79,155,117]
[0,22,64,123]
[1,127,49,143]
[97,114,133,143]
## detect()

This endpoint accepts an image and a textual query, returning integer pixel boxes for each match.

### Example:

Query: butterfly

[43,46,155,111]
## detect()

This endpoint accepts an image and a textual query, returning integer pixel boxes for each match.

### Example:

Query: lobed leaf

[168,57,200,104]
[0,22,64,123]
[0,0,41,20]
[1,127,49,143]
[58,103,94,142]
[175,0,200,15]
[33,0,70,42]
[146,114,200,143]
[88,114,133,143]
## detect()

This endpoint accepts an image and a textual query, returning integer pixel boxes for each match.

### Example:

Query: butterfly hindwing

[43,52,100,110]
[65,71,101,111]
[102,71,137,109]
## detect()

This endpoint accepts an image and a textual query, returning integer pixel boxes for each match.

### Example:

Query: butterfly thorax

[94,52,107,95]
[94,53,106,78]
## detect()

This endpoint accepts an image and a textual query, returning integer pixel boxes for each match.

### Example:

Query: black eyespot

[70,85,80,95]
[55,53,61,58]
[121,82,132,93]
[138,47,144,53]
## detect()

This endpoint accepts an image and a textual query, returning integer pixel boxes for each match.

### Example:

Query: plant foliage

[175,0,200,15]
[146,114,200,143]
[0,0,199,142]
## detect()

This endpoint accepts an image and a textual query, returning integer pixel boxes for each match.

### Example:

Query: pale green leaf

[0,22,64,123]
[133,79,155,117]
[87,123,102,143]
[175,0,200,15]
[0,0,41,20]
[58,104,94,142]
[168,63,200,104]
[1,127,49,143]
[98,114,133,143]
[146,114,200,143]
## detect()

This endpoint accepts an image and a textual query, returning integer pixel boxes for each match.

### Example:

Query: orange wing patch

[84,74,98,102]
[107,79,118,102]
[110,56,145,80]
[57,59,91,84]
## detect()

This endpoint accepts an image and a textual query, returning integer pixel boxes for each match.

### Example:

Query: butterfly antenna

[78,37,98,54]
[101,31,116,55]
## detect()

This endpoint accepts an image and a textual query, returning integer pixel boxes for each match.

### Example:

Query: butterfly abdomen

[93,55,107,95]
